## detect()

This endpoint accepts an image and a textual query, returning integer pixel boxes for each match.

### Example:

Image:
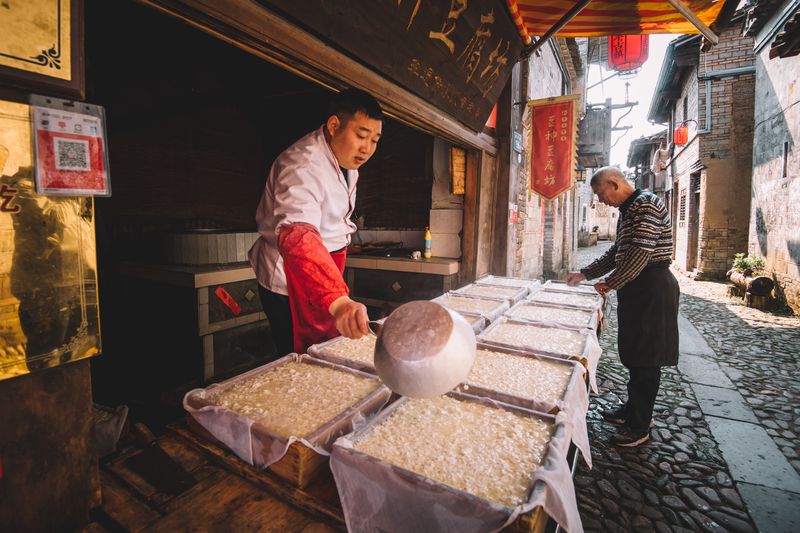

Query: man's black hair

[328,88,384,122]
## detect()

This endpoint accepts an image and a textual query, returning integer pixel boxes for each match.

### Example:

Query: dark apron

[617,265,680,368]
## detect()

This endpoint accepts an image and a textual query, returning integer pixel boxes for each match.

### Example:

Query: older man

[567,167,679,447]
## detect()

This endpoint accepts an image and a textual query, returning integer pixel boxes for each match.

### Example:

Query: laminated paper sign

[31,100,111,196]
[529,95,578,201]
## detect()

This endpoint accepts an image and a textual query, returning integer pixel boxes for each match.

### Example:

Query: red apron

[279,223,350,353]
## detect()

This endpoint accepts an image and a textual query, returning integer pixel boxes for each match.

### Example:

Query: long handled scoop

[373,301,476,398]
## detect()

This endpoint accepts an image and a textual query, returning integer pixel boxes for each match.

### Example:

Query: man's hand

[329,295,370,339]
[594,281,611,295]
[565,272,586,286]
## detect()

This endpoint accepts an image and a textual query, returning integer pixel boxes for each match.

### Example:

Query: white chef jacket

[248,126,358,295]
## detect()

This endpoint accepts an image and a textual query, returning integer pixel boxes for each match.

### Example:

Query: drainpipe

[696,66,757,134]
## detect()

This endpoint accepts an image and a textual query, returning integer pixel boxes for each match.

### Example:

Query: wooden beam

[665,0,720,45]
[138,0,496,154]
[461,150,481,284]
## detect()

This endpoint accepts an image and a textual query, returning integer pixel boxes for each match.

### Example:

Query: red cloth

[278,223,349,353]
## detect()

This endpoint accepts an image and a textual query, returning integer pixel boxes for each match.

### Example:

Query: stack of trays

[430,292,509,329]
[527,288,603,312]
[184,354,391,487]
[477,317,601,393]
[542,279,597,294]
[478,317,595,366]
[505,300,599,331]
[453,283,528,306]
[457,345,585,414]
[309,334,379,374]
[331,391,579,532]
[474,275,541,298]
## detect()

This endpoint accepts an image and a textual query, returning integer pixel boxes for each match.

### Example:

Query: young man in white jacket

[249,89,383,355]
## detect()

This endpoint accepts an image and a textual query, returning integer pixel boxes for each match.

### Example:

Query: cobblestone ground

[573,242,758,532]
[676,276,800,475]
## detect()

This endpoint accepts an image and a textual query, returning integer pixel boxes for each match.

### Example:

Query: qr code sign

[54,137,91,171]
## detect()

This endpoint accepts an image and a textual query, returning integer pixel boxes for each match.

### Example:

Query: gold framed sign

[0,99,101,381]
[0,0,84,98]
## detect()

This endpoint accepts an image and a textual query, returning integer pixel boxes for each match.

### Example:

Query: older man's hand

[565,272,586,286]
[594,281,610,295]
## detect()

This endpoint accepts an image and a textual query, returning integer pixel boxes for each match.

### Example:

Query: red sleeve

[278,223,349,310]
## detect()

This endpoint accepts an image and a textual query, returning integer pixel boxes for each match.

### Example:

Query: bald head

[590,166,627,187]
[590,166,635,207]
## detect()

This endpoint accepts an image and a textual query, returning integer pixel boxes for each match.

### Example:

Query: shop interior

[85,0,463,427]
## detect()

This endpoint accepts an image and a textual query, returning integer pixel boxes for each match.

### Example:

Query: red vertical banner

[528,95,578,201]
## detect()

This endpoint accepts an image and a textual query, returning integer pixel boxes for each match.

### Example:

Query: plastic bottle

[424,226,432,259]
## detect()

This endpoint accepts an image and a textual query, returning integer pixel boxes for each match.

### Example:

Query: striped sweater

[581,189,673,290]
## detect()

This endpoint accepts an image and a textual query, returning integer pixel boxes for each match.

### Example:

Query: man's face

[326,111,382,170]
[592,180,620,207]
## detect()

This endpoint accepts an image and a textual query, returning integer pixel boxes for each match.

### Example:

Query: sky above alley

[585,34,678,170]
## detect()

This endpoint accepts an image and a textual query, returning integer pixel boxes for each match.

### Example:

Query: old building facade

[649,17,756,279]
[497,38,587,280]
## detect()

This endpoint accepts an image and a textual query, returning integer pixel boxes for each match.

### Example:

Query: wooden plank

[139,0,497,154]
[105,435,218,511]
[476,152,498,277]
[146,472,329,532]
[98,470,161,532]
[0,361,98,532]
[170,423,345,525]
[461,149,481,283]
[492,80,513,276]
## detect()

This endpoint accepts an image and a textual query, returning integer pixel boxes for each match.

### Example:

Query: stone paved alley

[573,242,800,533]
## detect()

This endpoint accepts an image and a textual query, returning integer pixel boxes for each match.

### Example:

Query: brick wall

[671,22,755,279]
[749,43,800,313]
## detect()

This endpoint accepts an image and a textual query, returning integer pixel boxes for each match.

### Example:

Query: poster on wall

[528,95,579,201]
[30,95,111,196]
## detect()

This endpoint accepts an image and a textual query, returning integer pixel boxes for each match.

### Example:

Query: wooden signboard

[0,0,84,98]
[257,0,523,132]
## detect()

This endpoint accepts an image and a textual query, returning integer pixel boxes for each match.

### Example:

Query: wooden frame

[0,0,85,99]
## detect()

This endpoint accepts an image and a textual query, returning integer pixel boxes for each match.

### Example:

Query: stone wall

[749,43,800,313]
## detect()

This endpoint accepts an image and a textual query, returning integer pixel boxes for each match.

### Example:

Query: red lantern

[674,125,688,146]
[608,35,650,71]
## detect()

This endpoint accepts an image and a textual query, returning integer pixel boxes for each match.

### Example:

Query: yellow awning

[506,0,728,43]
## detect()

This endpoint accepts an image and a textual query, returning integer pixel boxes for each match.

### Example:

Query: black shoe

[612,427,650,448]
[602,406,656,427]
[602,405,627,425]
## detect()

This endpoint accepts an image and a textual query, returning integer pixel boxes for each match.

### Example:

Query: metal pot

[372,301,476,398]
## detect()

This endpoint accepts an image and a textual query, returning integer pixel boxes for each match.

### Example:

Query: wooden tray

[187,416,328,490]
[333,391,566,532]
[184,355,390,489]
[478,317,596,370]
[505,300,600,331]
[456,344,586,414]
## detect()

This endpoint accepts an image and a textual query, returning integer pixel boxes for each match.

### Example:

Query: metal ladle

[371,301,476,398]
